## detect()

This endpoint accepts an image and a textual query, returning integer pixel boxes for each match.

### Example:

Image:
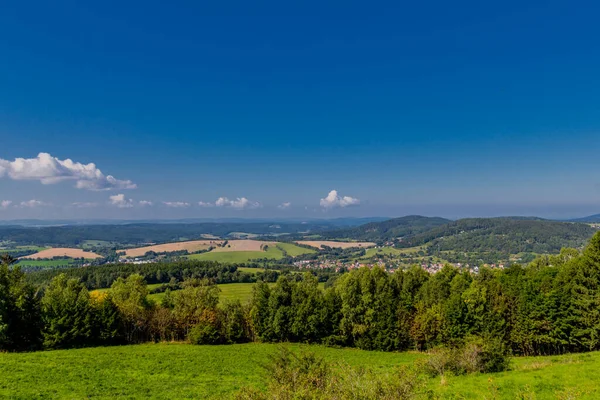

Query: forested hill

[318,215,451,241]
[399,218,598,253]
[569,214,600,223]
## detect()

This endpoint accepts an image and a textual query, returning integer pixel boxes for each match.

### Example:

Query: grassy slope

[0,343,597,399]
[0,343,419,399]
[276,242,316,256]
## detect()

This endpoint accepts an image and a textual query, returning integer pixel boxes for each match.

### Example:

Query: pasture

[296,240,376,249]
[16,259,79,268]
[0,343,597,399]
[21,248,102,259]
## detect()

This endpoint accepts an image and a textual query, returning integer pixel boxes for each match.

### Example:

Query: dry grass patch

[118,240,224,257]
[297,241,376,249]
[22,248,103,259]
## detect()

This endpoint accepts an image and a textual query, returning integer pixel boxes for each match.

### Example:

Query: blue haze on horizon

[0,1,599,220]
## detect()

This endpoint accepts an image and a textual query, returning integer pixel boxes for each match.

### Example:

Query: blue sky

[1,0,599,219]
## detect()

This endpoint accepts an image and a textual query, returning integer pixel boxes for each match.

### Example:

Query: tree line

[2,231,600,355]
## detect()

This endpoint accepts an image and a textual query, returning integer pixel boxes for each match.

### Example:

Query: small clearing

[118,240,224,257]
[296,240,376,249]
[22,248,102,259]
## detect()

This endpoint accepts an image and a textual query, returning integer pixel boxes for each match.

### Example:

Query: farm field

[0,343,597,399]
[187,248,283,263]
[16,259,79,268]
[276,242,316,256]
[296,240,376,249]
[0,245,48,253]
[118,240,223,258]
[21,248,102,259]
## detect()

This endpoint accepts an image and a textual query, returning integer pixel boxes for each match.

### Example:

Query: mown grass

[15,259,79,267]
[187,247,284,263]
[276,242,316,256]
[0,343,597,399]
[237,267,266,274]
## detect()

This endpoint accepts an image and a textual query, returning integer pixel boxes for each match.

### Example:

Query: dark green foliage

[0,255,43,351]
[42,274,95,348]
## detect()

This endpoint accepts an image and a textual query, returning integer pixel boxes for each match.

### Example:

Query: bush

[188,320,221,345]
[235,347,424,400]
[421,337,510,377]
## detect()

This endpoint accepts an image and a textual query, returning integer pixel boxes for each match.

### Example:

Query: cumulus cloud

[109,194,134,208]
[278,202,292,210]
[198,201,214,207]
[215,197,261,210]
[0,153,136,191]
[138,200,153,207]
[163,201,190,208]
[19,199,49,208]
[1,200,12,209]
[319,190,360,209]
[71,202,98,208]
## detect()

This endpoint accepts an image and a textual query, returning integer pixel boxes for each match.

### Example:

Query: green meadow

[0,343,597,399]
[16,259,79,267]
[186,242,312,264]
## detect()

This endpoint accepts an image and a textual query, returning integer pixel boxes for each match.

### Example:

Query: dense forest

[401,218,597,253]
[2,231,600,358]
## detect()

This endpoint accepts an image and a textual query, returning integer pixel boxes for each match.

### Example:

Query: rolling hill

[317,215,451,241]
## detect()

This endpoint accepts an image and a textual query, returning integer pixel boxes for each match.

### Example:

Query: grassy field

[16,259,79,267]
[0,343,597,399]
[187,247,284,263]
[276,242,316,256]
[0,245,48,253]
[236,267,266,274]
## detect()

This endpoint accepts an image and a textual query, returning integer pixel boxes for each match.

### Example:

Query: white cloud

[0,152,136,191]
[163,201,190,208]
[215,197,261,210]
[138,200,153,207]
[278,202,291,210]
[71,202,98,208]
[19,199,49,208]
[198,201,214,207]
[319,190,360,209]
[1,200,12,209]
[109,194,134,208]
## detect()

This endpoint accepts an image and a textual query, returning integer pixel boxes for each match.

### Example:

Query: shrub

[188,319,221,345]
[235,346,424,400]
[421,337,510,377]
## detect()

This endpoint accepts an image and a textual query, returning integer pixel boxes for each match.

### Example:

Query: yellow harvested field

[22,248,103,259]
[296,241,376,249]
[211,240,277,252]
[118,240,223,257]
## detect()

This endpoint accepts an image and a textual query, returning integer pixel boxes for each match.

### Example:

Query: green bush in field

[421,336,510,378]
[235,346,425,400]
